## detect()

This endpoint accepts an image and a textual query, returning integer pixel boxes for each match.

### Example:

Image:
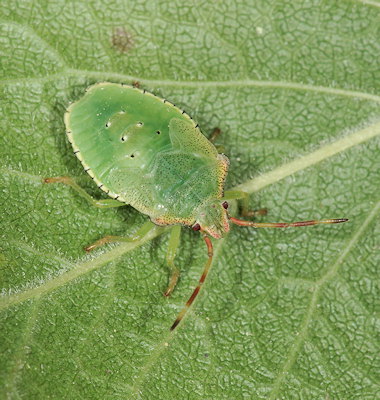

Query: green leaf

[1,1,379,399]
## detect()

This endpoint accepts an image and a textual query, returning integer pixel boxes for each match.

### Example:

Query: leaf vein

[233,120,380,194]
[0,69,379,104]
[0,227,163,310]
[268,199,380,399]
[0,20,67,68]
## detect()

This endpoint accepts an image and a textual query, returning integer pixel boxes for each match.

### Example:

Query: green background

[1,1,379,399]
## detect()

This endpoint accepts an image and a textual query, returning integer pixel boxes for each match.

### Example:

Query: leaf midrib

[1,120,379,309]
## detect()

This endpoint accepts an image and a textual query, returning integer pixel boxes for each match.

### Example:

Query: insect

[45,82,348,331]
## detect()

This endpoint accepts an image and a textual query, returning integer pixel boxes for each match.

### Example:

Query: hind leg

[44,177,125,208]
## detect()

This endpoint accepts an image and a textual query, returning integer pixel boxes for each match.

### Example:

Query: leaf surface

[1,1,379,399]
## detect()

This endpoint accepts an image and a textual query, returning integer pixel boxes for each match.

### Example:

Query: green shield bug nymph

[45,83,348,331]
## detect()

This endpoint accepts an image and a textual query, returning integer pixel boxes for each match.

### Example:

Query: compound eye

[222,201,229,209]
[192,223,201,231]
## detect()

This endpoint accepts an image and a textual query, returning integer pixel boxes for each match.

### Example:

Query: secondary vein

[268,199,380,399]
[233,120,380,194]
[0,226,163,310]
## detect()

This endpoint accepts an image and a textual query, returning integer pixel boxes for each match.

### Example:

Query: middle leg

[85,220,156,252]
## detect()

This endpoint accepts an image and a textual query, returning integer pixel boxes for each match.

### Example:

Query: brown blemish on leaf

[111,27,134,53]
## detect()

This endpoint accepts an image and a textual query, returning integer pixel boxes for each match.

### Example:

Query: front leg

[223,190,267,217]
[208,127,225,153]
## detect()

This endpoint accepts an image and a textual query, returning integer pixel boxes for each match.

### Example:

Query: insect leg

[170,234,213,331]
[85,220,155,252]
[208,127,221,143]
[164,225,181,297]
[208,128,225,152]
[44,177,124,208]
[223,190,267,217]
